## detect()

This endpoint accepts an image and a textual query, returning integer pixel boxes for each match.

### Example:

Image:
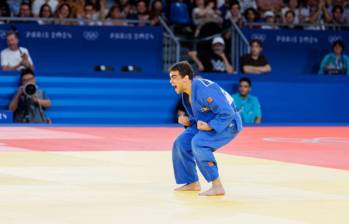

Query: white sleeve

[22,48,34,66]
[1,50,8,67]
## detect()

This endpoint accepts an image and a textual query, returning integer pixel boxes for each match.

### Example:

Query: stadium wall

[1,73,348,125]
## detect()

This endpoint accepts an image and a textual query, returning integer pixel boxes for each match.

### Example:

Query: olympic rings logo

[83,31,99,41]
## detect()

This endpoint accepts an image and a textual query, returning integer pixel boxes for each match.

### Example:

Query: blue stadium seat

[170,2,190,24]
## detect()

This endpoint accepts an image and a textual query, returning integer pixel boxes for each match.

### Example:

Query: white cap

[264,11,274,17]
[212,36,225,45]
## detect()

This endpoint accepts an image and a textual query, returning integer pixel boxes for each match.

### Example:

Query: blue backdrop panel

[242,29,349,75]
[1,72,349,124]
[0,24,162,73]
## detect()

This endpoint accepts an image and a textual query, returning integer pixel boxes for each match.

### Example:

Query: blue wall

[243,29,349,75]
[1,72,349,124]
[0,24,163,73]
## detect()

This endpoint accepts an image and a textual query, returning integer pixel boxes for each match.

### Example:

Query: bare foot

[174,182,201,191]
[199,186,225,196]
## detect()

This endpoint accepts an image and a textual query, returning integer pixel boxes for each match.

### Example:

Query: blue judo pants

[172,124,239,184]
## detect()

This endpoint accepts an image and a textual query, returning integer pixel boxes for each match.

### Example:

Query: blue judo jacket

[182,78,242,133]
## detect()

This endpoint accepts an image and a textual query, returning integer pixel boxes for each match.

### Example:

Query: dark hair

[249,38,263,48]
[39,3,53,17]
[244,7,259,22]
[56,3,72,18]
[332,40,345,51]
[6,30,18,39]
[106,4,121,19]
[332,5,344,15]
[230,1,241,10]
[169,61,194,80]
[239,77,252,87]
[285,9,295,18]
[20,68,35,78]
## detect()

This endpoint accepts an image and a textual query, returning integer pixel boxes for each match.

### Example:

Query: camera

[23,83,37,96]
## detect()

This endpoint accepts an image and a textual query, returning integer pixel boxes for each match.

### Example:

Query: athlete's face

[169,71,187,94]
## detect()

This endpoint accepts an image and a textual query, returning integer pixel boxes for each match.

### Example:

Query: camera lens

[25,84,36,96]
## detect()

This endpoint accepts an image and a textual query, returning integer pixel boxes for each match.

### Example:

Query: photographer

[9,69,51,123]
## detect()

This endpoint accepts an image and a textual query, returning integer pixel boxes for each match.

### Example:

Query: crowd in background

[0,0,348,28]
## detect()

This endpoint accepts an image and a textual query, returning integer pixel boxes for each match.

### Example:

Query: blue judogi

[173,79,242,184]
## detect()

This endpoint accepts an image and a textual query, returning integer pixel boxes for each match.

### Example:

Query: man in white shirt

[1,31,34,71]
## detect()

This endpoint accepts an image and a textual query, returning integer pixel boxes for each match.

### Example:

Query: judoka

[169,61,243,196]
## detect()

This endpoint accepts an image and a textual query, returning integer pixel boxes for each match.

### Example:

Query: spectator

[79,2,105,25]
[0,2,10,24]
[136,0,149,26]
[38,4,54,25]
[319,40,349,75]
[188,36,234,74]
[17,2,33,18]
[232,77,262,124]
[55,3,75,25]
[224,1,244,27]
[240,39,271,74]
[333,0,349,22]
[1,31,34,71]
[149,0,163,26]
[9,69,51,123]
[32,0,58,16]
[302,0,326,30]
[105,4,127,26]
[261,10,279,29]
[123,2,138,21]
[244,7,260,28]
[281,0,300,24]
[327,5,347,29]
[282,9,302,29]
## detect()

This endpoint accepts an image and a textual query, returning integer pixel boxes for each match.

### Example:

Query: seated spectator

[0,1,10,16]
[136,0,149,26]
[123,2,138,21]
[240,39,271,74]
[281,0,300,24]
[282,9,302,29]
[327,5,348,30]
[55,3,75,25]
[17,2,33,17]
[232,77,262,124]
[1,31,34,71]
[224,1,244,28]
[188,36,234,74]
[79,2,105,25]
[32,0,58,17]
[16,2,35,23]
[149,0,163,26]
[319,40,349,75]
[38,3,54,25]
[9,69,51,123]
[243,7,260,28]
[105,4,127,26]
[261,11,279,29]
[303,1,325,30]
